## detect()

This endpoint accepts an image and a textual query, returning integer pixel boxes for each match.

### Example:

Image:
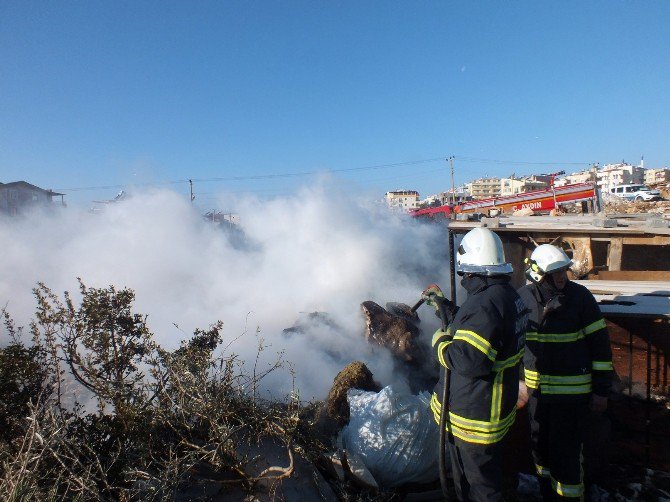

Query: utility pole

[189,179,195,203]
[446,156,455,205]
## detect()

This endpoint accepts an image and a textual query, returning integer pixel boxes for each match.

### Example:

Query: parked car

[608,184,662,201]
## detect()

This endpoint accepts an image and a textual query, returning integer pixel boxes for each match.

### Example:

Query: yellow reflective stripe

[429,394,444,421]
[437,340,452,368]
[584,318,607,335]
[592,360,613,371]
[551,477,584,497]
[453,330,498,361]
[449,408,516,432]
[492,348,525,371]
[526,330,584,343]
[523,371,593,394]
[535,464,551,478]
[543,374,592,385]
[526,318,606,344]
[490,370,504,422]
[524,368,540,389]
[524,368,539,379]
[542,384,592,394]
[430,402,515,444]
[490,347,524,420]
[447,422,512,444]
[432,327,452,347]
[430,393,516,432]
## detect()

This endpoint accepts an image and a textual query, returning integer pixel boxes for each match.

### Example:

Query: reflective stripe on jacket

[432,275,527,444]
[519,281,613,399]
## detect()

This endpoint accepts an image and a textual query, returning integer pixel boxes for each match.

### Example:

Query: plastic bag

[338,385,442,488]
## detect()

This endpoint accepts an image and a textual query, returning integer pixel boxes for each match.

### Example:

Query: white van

[608,184,661,201]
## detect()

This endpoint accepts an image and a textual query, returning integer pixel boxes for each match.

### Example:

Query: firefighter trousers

[528,392,590,500]
[447,435,504,502]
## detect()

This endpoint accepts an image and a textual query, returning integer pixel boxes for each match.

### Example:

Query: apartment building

[554,169,597,187]
[500,177,547,195]
[597,163,644,191]
[466,178,501,199]
[385,190,420,210]
[467,176,547,199]
[422,188,472,206]
[644,168,670,185]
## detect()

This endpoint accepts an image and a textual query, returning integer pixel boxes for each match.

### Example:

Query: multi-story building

[644,168,670,185]
[529,174,555,185]
[423,188,472,206]
[385,190,420,210]
[0,181,65,216]
[554,168,598,187]
[500,177,547,195]
[597,163,644,191]
[467,178,501,199]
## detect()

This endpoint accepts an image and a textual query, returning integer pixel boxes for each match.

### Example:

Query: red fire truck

[410,182,599,219]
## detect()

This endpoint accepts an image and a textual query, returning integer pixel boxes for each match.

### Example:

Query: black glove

[433,296,458,325]
[422,284,458,328]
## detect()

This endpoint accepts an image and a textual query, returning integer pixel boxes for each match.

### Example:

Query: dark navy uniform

[432,274,527,501]
[519,280,612,499]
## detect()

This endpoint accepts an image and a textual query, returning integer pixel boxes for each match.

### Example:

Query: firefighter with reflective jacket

[423,227,527,502]
[519,244,613,500]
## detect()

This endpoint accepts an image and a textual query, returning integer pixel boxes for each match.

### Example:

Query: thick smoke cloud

[0,181,450,401]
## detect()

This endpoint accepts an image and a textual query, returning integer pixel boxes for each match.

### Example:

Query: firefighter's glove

[421,284,444,308]
[422,284,458,324]
[431,328,453,348]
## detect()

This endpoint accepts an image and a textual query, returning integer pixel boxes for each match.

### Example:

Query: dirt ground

[603,199,670,214]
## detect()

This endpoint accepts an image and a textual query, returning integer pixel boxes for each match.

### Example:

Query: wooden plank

[447,215,670,237]
[622,236,670,246]
[598,271,670,282]
[608,238,623,271]
[592,295,670,319]
[574,280,670,318]
[575,280,670,295]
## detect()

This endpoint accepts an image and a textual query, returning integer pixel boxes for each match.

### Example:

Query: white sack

[339,385,442,488]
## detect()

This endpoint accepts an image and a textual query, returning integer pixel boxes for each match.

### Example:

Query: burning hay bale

[324,361,381,428]
[360,300,422,362]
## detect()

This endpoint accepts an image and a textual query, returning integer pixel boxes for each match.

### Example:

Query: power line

[55,158,445,192]
[54,155,592,193]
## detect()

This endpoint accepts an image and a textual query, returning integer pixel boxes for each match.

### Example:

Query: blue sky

[2,1,669,207]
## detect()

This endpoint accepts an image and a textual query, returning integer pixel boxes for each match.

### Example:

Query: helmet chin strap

[537,274,563,301]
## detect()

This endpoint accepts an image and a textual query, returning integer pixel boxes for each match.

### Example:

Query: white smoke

[0,180,450,401]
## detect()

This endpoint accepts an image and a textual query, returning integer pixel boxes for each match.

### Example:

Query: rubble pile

[603,199,670,214]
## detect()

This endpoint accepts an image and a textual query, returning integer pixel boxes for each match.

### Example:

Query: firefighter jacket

[519,281,613,401]
[431,274,527,445]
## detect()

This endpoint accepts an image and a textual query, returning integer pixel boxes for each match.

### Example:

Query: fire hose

[436,303,451,501]
[403,295,451,500]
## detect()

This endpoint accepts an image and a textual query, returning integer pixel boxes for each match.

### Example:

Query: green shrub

[0,281,313,501]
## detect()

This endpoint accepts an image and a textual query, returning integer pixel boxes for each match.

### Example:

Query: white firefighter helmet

[456,227,513,276]
[526,244,572,283]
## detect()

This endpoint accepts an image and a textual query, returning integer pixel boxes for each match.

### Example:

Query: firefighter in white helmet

[423,227,527,501]
[519,244,612,499]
